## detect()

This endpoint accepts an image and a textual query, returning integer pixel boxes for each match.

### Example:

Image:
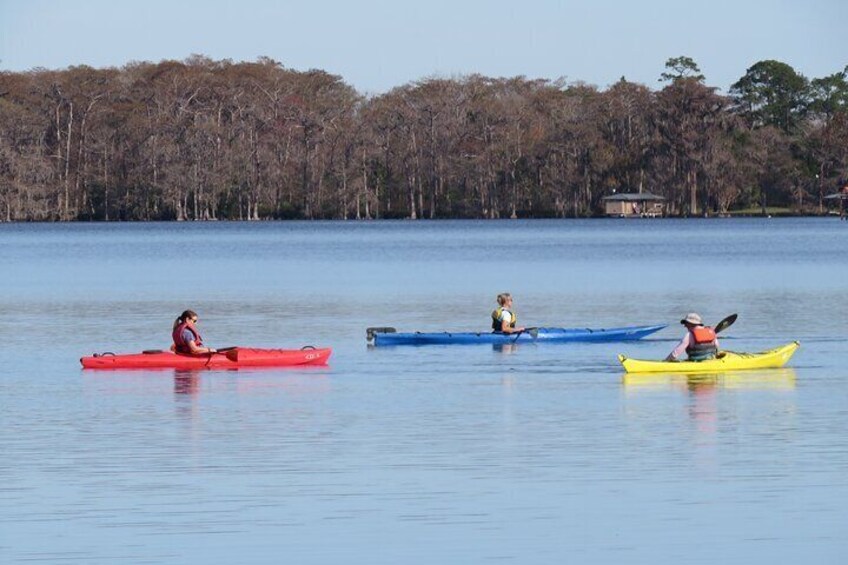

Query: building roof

[602,192,666,202]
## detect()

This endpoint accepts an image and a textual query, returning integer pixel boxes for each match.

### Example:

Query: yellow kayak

[618,341,800,374]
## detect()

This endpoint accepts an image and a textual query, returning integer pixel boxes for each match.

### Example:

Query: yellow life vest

[491,307,516,331]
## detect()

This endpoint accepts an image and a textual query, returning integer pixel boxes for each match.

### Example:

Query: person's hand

[516,326,526,332]
[208,348,217,354]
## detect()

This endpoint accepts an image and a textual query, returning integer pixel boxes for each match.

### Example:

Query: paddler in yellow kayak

[492,293,526,334]
[665,312,719,361]
[171,310,218,355]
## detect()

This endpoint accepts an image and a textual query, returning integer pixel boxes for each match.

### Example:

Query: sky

[1,0,846,94]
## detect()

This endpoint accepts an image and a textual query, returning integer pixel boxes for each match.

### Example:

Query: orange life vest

[686,325,717,360]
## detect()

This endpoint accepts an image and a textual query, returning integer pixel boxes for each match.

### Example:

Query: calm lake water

[1,219,846,564]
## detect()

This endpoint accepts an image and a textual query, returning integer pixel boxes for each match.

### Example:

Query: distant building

[824,186,848,219]
[602,192,666,217]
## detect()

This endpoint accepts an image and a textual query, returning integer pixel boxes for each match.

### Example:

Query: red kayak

[80,347,332,369]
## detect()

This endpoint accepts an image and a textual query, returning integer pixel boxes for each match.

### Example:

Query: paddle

[712,314,736,359]
[714,313,737,334]
[141,346,238,357]
[173,346,237,355]
[511,327,540,340]
[143,347,236,355]
[196,346,238,358]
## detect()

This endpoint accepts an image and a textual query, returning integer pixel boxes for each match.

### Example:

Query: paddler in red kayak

[665,312,719,361]
[492,293,526,334]
[171,310,217,355]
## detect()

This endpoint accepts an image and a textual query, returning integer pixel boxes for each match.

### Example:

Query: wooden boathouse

[602,192,666,217]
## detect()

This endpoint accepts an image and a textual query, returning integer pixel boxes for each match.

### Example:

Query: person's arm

[187,340,216,354]
[665,333,690,361]
[714,335,721,356]
[182,331,216,354]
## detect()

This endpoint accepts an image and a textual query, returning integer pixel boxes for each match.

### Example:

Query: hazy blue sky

[1,0,845,94]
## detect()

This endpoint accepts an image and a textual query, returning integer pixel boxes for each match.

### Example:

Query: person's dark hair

[173,309,198,330]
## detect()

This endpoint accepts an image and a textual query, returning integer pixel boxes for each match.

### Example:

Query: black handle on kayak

[366,327,397,342]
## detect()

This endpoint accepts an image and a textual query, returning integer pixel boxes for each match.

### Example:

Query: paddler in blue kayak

[665,312,719,361]
[172,310,217,355]
[492,293,526,334]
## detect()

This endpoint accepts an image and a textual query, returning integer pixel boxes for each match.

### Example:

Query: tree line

[1,55,846,221]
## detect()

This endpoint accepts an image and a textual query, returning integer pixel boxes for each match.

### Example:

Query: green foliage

[730,60,809,132]
[809,66,848,118]
[272,202,302,220]
[659,56,705,84]
[727,206,793,216]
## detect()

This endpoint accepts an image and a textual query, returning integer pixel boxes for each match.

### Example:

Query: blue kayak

[367,324,666,346]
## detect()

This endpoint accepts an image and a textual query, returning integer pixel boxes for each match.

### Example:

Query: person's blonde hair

[496,293,512,306]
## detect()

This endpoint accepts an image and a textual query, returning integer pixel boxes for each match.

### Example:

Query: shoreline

[1,213,845,224]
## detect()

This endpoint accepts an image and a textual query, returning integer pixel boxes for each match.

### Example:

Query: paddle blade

[213,346,238,361]
[714,314,738,334]
[512,327,539,340]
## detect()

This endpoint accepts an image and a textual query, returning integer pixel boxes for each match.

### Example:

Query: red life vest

[172,322,203,354]
[686,325,717,360]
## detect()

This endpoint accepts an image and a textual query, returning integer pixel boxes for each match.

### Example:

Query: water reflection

[623,368,799,473]
[82,367,333,399]
[621,368,797,391]
[172,370,203,426]
[174,369,202,395]
[492,343,519,355]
